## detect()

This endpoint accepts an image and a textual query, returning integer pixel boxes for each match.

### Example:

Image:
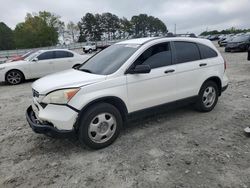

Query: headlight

[42,88,80,104]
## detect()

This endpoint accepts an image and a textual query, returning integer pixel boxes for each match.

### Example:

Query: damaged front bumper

[26,105,75,137]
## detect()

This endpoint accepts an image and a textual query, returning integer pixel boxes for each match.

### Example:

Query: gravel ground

[0,43,250,188]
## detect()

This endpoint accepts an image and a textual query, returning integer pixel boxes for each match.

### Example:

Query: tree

[67,21,79,42]
[78,13,102,41]
[119,17,133,39]
[0,22,14,50]
[131,14,167,37]
[14,11,61,48]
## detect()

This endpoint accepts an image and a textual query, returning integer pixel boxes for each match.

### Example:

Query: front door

[29,51,55,78]
[126,42,177,112]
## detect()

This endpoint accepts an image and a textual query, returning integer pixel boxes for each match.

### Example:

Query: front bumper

[225,46,245,52]
[26,106,75,137]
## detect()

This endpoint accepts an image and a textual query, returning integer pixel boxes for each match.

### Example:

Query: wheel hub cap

[202,86,216,108]
[88,113,117,143]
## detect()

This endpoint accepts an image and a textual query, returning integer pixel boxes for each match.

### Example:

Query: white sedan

[0,49,91,85]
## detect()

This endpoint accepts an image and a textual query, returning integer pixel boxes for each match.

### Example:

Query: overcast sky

[0,0,250,34]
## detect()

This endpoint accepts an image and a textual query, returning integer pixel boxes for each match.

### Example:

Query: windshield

[22,51,36,58]
[24,51,41,61]
[231,36,249,42]
[79,44,140,75]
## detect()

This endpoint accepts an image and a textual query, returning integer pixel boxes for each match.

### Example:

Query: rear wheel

[5,70,24,85]
[78,103,122,149]
[195,81,219,112]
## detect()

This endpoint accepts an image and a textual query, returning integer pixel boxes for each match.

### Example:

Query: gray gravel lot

[0,43,250,188]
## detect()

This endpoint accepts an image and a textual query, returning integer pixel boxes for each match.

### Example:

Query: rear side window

[135,42,172,69]
[55,51,74,59]
[174,42,200,64]
[198,44,218,59]
[37,51,54,60]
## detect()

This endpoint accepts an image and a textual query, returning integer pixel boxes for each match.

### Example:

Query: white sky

[0,0,250,34]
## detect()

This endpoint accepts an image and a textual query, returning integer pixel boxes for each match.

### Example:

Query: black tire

[78,103,122,149]
[88,49,93,53]
[5,70,24,85]
[195,81,219,112]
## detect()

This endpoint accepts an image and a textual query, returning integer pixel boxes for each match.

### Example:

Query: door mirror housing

[32,57,38,62]
[127,64,151,74]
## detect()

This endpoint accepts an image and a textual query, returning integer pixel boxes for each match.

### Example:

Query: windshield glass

[22,51,36,58]
[79,44,140,75]
[24,51,41,61]
[231,36,249,42]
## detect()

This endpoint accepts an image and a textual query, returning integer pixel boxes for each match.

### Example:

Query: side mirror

[127,64,151,74]
[32,57,38,62]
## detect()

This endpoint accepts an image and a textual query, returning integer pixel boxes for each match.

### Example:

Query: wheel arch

[74,96,128,130]
[5,69,26,81]
[202,76,222,96]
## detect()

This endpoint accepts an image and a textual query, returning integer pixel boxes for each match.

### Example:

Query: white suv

[26,37,228,149]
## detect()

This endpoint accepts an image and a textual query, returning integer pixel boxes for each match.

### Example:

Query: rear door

[126,42,178,112]
[172,41,217,99]
[53,51,75,72]
[29,51,55,78]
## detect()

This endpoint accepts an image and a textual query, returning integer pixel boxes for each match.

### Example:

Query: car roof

[117,37,212,46]
[37,49,73,53]
[117,37,160,45]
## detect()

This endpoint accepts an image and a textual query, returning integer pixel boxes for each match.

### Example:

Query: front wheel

[78,103,122,149]
[5,70,24,85]
[195,81,219,112]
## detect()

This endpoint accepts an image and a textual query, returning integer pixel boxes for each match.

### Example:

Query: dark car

[208,35,219,41]
[219,36,234,47]
[225,35,250,52]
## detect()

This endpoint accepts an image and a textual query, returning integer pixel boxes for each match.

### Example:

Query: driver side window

[134,42,172,69]
[37,51,54,61]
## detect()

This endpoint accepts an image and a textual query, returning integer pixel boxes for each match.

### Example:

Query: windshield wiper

[79,69,92,73]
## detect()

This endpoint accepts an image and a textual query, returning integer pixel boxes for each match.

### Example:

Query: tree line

[78,13,167,42]
[0,11,167,50]
[200,27,250,36]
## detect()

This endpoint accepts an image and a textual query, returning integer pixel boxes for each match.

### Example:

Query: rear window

[198,44,218,59]
[174,42,200,64]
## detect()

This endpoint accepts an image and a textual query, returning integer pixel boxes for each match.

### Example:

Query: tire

[78,103,122,149]
[88,49,93,53]
[5,70,24,85]
[195,81,219,112]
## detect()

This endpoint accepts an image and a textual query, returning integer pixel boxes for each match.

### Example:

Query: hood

[0,60,27,67]
[32,69,107,94]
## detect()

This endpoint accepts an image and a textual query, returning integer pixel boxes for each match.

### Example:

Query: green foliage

[0,22,14,50]
[131,14,167,37]
[200,27,250,36]
[14,11,61,49]
[78,12,167,41]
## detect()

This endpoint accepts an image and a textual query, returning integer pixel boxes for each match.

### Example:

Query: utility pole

[174,24,176,35]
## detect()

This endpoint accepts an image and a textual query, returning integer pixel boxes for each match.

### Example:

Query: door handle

[164,69,175,74]
[199,63,207,67]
